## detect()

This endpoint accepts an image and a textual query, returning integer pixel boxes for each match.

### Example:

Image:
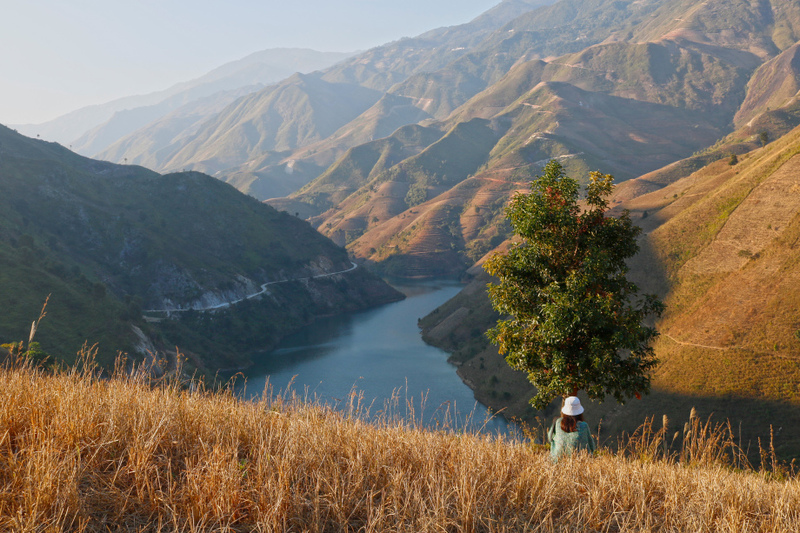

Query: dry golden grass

[1,358,798,533]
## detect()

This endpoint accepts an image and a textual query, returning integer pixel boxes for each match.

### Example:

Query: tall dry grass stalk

[619,410,758,471]
[0,356,798,532]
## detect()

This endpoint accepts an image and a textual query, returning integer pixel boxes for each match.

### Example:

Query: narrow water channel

[239,280,512,435]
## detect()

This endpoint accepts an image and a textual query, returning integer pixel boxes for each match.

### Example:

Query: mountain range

[13,48,354,155]
[72,0,800,282]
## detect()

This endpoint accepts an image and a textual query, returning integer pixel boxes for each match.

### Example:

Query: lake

[239,280,512,435]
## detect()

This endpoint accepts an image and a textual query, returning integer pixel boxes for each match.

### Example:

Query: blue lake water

[239,280,512,435]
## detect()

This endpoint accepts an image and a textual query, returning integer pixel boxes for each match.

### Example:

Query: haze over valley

[5,1,800,529]
[2,0,800,490]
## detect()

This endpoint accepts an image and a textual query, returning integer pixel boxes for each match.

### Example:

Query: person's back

[548,396,596,462]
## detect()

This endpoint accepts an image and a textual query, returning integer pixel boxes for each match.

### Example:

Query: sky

[0,0,500,125]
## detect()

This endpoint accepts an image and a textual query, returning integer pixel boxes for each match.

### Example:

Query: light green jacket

[548,418,596,462]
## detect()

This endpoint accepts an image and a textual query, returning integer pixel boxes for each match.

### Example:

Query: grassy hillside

[734,42,800,128]
[0,125,401,370]
[161,74,382,175]
[95,85,260,171]
[219,94,437,201]
[419,124,800,459]
[1,360,797,531]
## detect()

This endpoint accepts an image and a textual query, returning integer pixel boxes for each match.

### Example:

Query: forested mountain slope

[0,125,400,372]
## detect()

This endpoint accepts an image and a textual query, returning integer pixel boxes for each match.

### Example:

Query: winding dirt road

[661,332,800,361]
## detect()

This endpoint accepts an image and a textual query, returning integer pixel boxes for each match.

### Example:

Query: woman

[548,396,596,462]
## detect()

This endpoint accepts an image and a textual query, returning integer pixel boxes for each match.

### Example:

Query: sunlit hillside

[420,122,800,459]
[269,0,800,277]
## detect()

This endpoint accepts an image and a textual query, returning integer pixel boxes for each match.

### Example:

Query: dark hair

[560,413,584,433]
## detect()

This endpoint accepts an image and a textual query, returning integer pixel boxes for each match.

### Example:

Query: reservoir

[240,280,511,435]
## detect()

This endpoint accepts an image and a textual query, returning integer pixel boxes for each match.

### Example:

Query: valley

[79,0,793,279]
[238,279,512,435]
[3,0,800,461]
[5,0,800,529]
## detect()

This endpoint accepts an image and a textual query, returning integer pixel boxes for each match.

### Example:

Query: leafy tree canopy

[484,161,664,409]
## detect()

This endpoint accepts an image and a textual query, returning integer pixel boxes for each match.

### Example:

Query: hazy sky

[0,0,500,125]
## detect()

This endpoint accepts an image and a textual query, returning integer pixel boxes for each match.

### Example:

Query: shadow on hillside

[592,236,800,462]
[627,224,670,300]
[591,388,800,463]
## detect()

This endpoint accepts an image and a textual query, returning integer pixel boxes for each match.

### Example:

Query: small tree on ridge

[483,161,664,409]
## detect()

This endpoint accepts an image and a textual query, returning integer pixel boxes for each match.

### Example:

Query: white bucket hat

[561,396,584,416]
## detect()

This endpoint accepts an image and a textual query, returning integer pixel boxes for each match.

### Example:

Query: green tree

[483,161,664,409]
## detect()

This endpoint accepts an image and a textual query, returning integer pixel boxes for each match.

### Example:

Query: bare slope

[271,0,800,277]
[292,34,750,276]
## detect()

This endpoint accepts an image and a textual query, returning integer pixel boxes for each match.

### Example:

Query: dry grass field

[1,356,798,532]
